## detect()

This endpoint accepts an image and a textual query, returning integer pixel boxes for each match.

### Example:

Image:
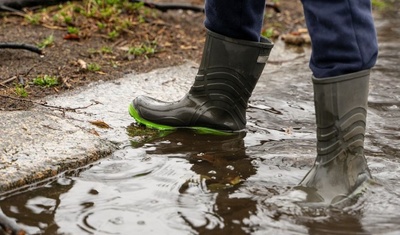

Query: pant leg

[301,0,378,78]
[204,0,266,42]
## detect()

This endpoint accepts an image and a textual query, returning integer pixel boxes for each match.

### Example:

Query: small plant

[130,1,145,11]
[25,14,41,25]
[33,75,59,87]
[63,15,73,24]
[73,5,84,14]
[67,26,80,34]
[372,0,387,10]
[88,63,101,72]
[108,30,119,40]
[128,43,157,58]
[101,46,113,54]
[14,84,28,97]
[37,35,54,49]
[97,22,107,30]
[21,0,158,41]
[128,46,145,56]
[137,15,145,24]
[262,27,274,39]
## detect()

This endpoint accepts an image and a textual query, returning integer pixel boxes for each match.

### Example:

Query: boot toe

[133,95,166,110]
[132,95,161,121]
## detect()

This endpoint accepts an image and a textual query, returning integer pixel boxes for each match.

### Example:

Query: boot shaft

[313,70,370,163]
[191,30,273,109]
[199,30,273,85]
[297,70,372,205]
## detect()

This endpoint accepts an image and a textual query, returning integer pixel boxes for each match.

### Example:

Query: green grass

[88,63,101,72]
[67,26,80,34]
[101,46,113,54]
[372,0,388,10]
[37,35,54,49]
[261,27,275,39]
[14,84,28,97]
[25,14,41,25]
[27,0,156,41]
[128,42,157,58]
[32,75,59,87]
[108,30,119,40]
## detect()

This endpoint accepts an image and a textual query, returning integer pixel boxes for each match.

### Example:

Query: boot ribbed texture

[130,30,273,132]
[299,70,372,205]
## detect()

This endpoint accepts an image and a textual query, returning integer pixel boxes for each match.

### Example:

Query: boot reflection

[133,130,259,234]
[304,213,371,235]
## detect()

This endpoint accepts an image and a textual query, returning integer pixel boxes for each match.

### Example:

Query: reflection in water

[304,214,371,235]
[2,129,400,235]
[144,131,260,234]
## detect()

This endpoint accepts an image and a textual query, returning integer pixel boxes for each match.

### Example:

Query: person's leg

[129,0,272,134]
[299,0,378,205]
[302,0,378,78]
[204,0,266,42]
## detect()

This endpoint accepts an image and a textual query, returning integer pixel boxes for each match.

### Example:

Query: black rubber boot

[298,70,372,206]
[129,30,273,134]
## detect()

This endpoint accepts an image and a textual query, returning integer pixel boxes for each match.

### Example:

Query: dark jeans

[204,0,378,78]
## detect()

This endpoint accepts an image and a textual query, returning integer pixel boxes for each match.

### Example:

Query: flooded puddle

[1,124,400,235]
[1,14,400,235]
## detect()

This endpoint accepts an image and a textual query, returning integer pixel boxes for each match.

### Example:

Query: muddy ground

[0,0,307,111]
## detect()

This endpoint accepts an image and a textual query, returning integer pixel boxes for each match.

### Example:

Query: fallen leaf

[89,120,111,129]
[180,45,198,50]
[297,28,308,34]
[282,34,306,45]
[88,128,100,136]
[63,33,80,40]
[229,176,243,185]
[77,59,87,70]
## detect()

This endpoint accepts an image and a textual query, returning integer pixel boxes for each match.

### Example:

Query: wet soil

[0,0,306,111]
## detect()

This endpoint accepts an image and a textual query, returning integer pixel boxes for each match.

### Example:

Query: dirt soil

[0,0,306,111]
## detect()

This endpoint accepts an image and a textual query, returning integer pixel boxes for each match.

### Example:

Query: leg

[302,0,378,78]
[299,0,378,205]
[204,0,266,42]
[129,0,272,134]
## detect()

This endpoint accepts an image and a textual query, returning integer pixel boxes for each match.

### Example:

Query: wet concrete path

[0,13,399,235]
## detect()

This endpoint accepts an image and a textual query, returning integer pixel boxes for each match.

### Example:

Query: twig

[0,94,99,112]
[0,43,43,55]
[0,64,38,87]
[0,76,17,87]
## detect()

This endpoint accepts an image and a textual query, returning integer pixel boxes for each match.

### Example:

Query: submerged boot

[129,30,273,134]
[298,70,372,206]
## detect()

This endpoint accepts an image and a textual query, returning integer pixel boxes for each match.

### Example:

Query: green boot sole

[128,103,234,136]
